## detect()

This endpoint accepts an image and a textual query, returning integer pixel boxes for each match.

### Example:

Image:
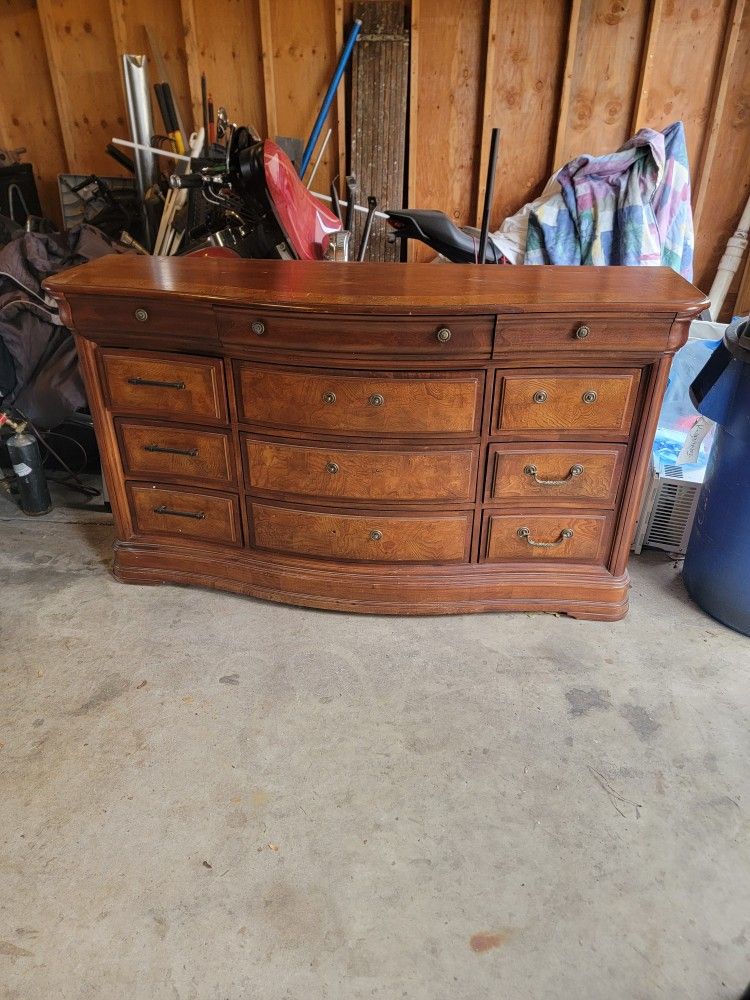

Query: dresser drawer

[237,366,484,436]
[482,510,612,563]
[71,295,215,340]
[118,421,234,487]
[218,308,493,357]
[249,502,472,562]
[496,370,639,436]
[127,484,241,545]
[486,443,626,506]
[244,438,478,502]
[495,314,672,353]
[100,350,228,424]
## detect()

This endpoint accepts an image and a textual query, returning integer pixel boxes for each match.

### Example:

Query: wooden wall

[1,0,750,309]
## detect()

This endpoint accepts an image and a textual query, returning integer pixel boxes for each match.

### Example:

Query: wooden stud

[475,0,500,225]
[335,0,347,193]
[631,0,664,133]
[552,0,582,170]
[179,0,203,133]
[258,0,278,140]
[407,0,420,213]
[693,0,746,233]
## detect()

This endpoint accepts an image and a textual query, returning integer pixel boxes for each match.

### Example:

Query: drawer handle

[153,504,205,520]
[325,461,339,475]
[523,463,584,486]
[517,526,574,547]
[369,529,383,541]
[127,377,186,390]
[532,390,548,404]
[134,308,149,322]
[582,390,598,404]
[436,326,452,343]
[368,393,385,407]
[250,320,265,335]
[322,391,336,404]
[574,324,590,340]
[145,444,198,458]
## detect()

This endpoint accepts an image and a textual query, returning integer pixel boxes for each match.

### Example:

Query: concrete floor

[1,483,749,1000]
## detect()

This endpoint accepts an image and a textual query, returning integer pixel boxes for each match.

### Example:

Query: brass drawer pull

[127,377,186,390]
[532,390,548,403]
[322,390,336,404]
[325,461,339,475]
[582,390,598,404]
[134,307,149,322]
[250,320,265,335]
[517,526,573,547]
[436,326,452,343]
[145,443,198,458]
[369,529,383,541]
[523,463,584,486]
[368,393,385,407]
[153,504,205,520]
[574,324,590,340]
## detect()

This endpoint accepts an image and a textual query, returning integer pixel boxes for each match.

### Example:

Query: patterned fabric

[524,122,694,279]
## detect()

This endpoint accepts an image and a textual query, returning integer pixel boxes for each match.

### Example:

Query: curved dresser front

[45,257,708,619]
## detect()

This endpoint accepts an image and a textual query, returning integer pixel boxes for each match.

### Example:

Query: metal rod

[345,175,357,232]
[312,191,388,220]
[478,127,500,264]
[299,18,362,176]
[112,138,192,163]
[306,128,332,189]
[357,196,378,261]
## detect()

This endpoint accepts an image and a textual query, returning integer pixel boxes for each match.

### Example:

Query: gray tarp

[0,226,131,428]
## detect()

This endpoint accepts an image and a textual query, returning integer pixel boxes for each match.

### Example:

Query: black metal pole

[478,128,500,264]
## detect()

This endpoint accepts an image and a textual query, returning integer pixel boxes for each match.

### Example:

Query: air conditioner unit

[632,461,703,555]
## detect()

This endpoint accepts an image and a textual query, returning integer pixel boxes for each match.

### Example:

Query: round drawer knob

[134,307,149,322]
[369,529,383,541]
[322,391,336,405]
[574,324,590,340]
[533,390,548,404]
[436,326,452,343]
[325,461,339,475]
[570,464,584,477]
[251,320,265,336]
[582,390,598,404]
[368,393,385,407]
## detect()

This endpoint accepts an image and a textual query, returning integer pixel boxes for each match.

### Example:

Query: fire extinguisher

[0,412,51,516]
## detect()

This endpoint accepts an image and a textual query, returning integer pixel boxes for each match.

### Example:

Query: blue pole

[299,18,362,177]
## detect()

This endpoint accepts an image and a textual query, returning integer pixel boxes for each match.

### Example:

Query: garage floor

[1,486,748,1000]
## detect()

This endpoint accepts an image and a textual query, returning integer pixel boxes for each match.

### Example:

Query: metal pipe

[122,54,156,248]
[478,127,500,264]
[299,18,362,177]
[357,196,378,261]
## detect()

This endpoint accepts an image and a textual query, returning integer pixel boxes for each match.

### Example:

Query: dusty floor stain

[219,674,240,685]
[0,941,32,957]
[620,703,661,740]
[72,674,129,716]
[469,930,512,953]
[565,687,612,717]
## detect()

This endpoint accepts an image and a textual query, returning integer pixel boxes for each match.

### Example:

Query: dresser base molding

[112,542,630,620]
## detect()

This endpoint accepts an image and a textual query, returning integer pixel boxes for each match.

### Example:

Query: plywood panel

[37,0,128,175]
[480,0,568,227]
[408,0,486,261]
[555,0,650,167]
[694,0,750,298]
[0,0,66,224]
[264,0,338,189]
[632,0,731,172]
[181,0,266,138]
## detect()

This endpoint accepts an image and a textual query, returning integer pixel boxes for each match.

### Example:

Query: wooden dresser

[45,258,706,619]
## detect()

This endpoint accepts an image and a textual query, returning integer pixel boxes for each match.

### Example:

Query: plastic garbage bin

[683,318,750,635]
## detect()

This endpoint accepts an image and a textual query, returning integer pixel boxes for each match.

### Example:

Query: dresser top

[46,256,708,316]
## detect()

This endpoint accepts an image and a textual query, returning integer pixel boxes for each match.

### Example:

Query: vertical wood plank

[552,0,582,168]
[183,0,266,138]
[631,0,664,131]
[408,0,485,261]
[475,0,499,224]
[37,0,128,175]
[334,0,347,191]
[555,0,650,167]
[258,0,277,139]
[693,0,746,232]
[407,0,420,213]
[479,1,569,228]
[179,0,202,132]
[0,0,67,223]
